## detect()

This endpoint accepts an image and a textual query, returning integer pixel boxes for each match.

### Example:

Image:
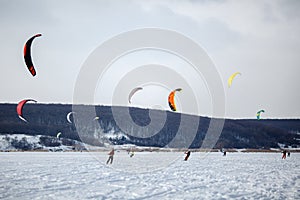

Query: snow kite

[256,110,265,120]
[94,116,100,121]
[128,87,143,103]
[56,132,62,139]
[16,99,37,122]
[23,33,42,76]
[168,88,182,111]
[66,111,75,124]
[228,72,241,88]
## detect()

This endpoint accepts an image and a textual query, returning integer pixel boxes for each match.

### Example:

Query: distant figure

[184,150,191,161]
[282,150,287,159]
[287,151,290,157]
[220,148,226,156]
[106,148,114,164]
[129,151,134,158]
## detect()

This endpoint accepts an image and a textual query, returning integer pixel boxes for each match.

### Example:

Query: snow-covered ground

[0,152,299,199]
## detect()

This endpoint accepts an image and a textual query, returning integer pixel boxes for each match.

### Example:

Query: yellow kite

[228,72,241,88]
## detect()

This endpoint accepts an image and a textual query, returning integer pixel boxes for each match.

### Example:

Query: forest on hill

[0,103,299,149]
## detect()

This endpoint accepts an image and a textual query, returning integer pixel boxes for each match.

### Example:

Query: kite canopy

[228,72,241,88]
[168,88,182,111]
[128,87,143,103]
[256,109,265,120]
[56,132,62,139]
[23,33,42,76]
[66,112,75,124]
[16,99,37,122]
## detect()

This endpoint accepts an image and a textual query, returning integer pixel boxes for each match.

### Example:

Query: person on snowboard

[106,148,114,164]
[184,150,191,161]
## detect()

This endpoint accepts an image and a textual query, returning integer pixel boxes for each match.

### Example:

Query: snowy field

[0,151,299,200]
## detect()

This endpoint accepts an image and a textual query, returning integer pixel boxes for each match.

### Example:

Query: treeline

[0,103,299,149]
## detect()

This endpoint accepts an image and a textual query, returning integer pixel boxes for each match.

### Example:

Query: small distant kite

[256,110,265,120]
[94,116,100,121]
[168,88,182,111]
[66,111,75,124]
[16,99,37,122]
[23,33,42,76]
[56,132,62,139]
[228,72,241,88]
[128,87,143,103]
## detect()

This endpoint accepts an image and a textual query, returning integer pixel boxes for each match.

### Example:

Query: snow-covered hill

[0,134,87,152]
[1,103,300,149]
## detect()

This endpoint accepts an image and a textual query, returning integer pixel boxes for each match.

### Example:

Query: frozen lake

[0,151,299,199]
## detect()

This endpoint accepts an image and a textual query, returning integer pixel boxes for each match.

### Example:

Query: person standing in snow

[184,150,191,161]
[129,151,134,157]
[282,150,287,159]
[106,148,114,164]
[220,148,226,156]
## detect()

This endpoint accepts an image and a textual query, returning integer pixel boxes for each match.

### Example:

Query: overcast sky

[0,0,299,119]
